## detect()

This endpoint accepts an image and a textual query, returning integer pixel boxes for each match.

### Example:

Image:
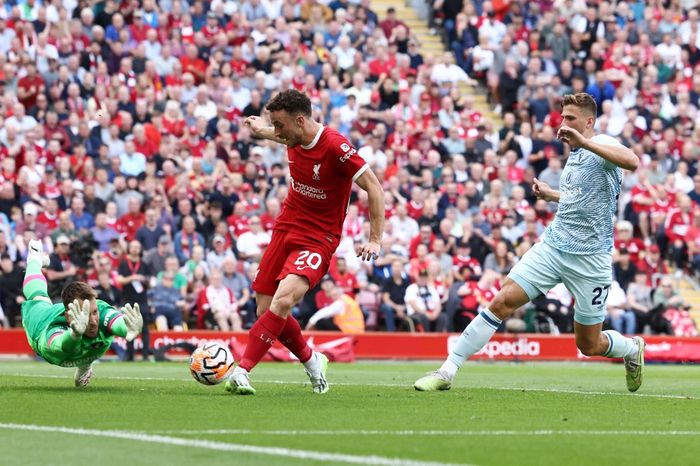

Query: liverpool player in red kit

[226,90,385,395]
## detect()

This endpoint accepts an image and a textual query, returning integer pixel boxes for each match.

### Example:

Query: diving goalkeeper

[21,240,143,387]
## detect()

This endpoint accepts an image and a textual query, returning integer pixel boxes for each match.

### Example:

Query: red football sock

[279,316,313,363]
[239,310,287,372]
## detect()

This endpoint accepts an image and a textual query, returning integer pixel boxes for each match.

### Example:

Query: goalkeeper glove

[122,303,143,341]
[67,299,90,339]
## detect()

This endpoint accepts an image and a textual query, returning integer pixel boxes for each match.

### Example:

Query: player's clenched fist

[557,125,585,147]
[356,241,381,261]
[244,116,266,137]
[533,178,556,202]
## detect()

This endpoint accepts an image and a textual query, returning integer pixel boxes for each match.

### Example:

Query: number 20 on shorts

[294,250,322,270]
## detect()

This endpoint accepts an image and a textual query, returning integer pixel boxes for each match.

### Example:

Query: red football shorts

[252,229,339,297]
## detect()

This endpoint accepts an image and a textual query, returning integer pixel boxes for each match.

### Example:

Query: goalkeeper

[21,240,143,387]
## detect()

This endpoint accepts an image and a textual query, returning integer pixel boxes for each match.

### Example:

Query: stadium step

[371,0,413,8]
[405,20,432,30]
[372,5,414,17]
[382,0,503,129]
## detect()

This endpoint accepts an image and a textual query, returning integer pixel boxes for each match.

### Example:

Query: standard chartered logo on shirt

[289,177,327,200]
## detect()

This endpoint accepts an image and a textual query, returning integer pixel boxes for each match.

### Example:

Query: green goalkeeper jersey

[22,299,125,367]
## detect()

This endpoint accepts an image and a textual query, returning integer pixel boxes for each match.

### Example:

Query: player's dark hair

[561,93,597,118]
[266,89,312,117]
[62,282,97,310]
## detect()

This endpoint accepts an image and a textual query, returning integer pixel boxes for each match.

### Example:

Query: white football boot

[225,366,256,395]
[28,239,50,267]
[304,352,329,394]
[74,364,94,388]
[624,336,646,392]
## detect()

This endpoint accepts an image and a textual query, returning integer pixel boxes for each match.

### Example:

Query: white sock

[602,330,637,358]
[441,309,502,379]
[438,359,460,378]
[303,352,318,372]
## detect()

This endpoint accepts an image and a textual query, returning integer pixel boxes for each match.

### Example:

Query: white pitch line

[0,423,470,466]
[153,429,700,437]
[2,372,187,382]
[488,386,698,400]
[2,372,697,400]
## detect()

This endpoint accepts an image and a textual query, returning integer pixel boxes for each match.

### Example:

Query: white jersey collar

[301,125,324,150]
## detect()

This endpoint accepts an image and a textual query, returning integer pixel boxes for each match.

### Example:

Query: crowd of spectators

[0,0,697,347]
[424,0,700,336]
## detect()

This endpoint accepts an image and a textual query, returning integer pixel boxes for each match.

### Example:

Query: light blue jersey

[541,134,623,255]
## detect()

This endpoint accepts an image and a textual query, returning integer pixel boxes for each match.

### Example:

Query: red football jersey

[275,126,368,240]
[630,185,652,213]
[664,208,694,243]
[330,271,359,298]
[36,211,60,231]
[614,238,644,262]
[226,214,250,236]
[685,226,700,252]
[406,200,424,219]
[315,290,335,310]
[453,255,482,277]
[651,199,674,216]
[259,212,277,231]
[118,212,145,242]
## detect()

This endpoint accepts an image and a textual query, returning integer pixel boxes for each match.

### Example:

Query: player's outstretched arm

[582,137,639,171]
[109,303,144,341]
[558,125,639,171]
[46,331,82,355]
[244,116,289,145]
[354,168,385,260]
[47,299,92,354]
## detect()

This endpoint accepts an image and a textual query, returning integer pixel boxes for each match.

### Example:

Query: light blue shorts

[508,241,612,325]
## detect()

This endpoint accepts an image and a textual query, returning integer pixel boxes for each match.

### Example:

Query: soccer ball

[189,342,235,385]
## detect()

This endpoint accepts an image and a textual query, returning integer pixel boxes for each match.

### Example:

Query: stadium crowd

[0,0,697,350]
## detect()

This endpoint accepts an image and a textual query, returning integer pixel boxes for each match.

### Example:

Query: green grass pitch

[1,360,699,466]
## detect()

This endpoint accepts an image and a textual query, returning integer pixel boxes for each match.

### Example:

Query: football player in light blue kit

[415,93,646,392]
